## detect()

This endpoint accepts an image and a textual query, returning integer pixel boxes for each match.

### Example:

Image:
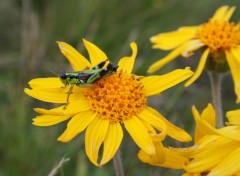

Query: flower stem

[209,72,224,128]
[113,150,124,176]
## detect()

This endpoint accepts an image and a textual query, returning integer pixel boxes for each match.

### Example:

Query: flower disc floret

[85,72,147,123]
[197,20,240,51]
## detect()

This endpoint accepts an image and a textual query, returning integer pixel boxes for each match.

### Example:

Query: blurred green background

[1,0,240,175]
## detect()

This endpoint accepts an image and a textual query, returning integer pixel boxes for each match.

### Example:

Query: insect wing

[91,59,108,70]
[76,72,93,85]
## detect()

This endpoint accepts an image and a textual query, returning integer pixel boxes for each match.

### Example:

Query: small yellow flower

[24,39,193,166]
[176,104,240,176]
[149,6,240,103]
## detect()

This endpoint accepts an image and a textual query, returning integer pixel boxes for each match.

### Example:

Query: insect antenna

[50,70,60,77]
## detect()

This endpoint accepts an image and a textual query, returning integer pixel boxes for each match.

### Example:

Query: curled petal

[138,141,166,165]
[118,42,137,74]
[140,119,165,141]
[139,145,188,169]
[138,108,167,141]
[147,107,192,142]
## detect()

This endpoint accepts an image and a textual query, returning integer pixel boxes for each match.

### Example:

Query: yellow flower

[24,39,193,166]
[138,104,240,175]
[149,6,240,103]
[176,104,240,176]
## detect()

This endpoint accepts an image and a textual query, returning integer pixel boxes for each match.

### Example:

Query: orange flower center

[197,20,240,51]
[85,72,147,123]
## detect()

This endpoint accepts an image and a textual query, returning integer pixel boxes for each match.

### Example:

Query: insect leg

[63,84,74,109]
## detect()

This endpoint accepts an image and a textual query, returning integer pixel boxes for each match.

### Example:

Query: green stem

[209,72,224,128]
[113,150,124,176]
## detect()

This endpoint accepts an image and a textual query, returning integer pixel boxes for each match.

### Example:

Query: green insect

[58,60,118,109]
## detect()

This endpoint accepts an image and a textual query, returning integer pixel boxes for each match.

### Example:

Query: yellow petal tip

[56,41,64,47]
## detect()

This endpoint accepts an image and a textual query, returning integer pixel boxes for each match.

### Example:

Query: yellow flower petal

[201,104,216,128]
[28,78,63,88]
[192,106,217,137]
[34,107,64,116]
[148,38,204,73]
[218,126,240,140]
[83,39,108,67]
[24,88,66,103]
[100,123,123,165]
[185,142,239,173]
[226,109,240,125]
[34,99,90,116]
[181,39,205,57]
[142,67,193,96]
[211,6,233,22]
[139,144,188,169]
[147,44,183,73]
[158,147,188,169]
[184,48,209,87]
[223,6,236,21]
[137,108,167,141]
[151,26,198,50]
[226,50,240,103]
[192,106,240,140]
[147,107,192,142]
[57,111,97,142]
[208,148,240,176]
[27,78,89,94]
[194,104,216,142]
[24,88,84,103]
[57,41,90,71]
[85,117,109,166]
[33,114,71,126]
[175,135,230,157]
[138,141,166,165]
[117,42,137,74]
[231,47,240,63]
[140,119,165,141]
[124,115,155,155]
